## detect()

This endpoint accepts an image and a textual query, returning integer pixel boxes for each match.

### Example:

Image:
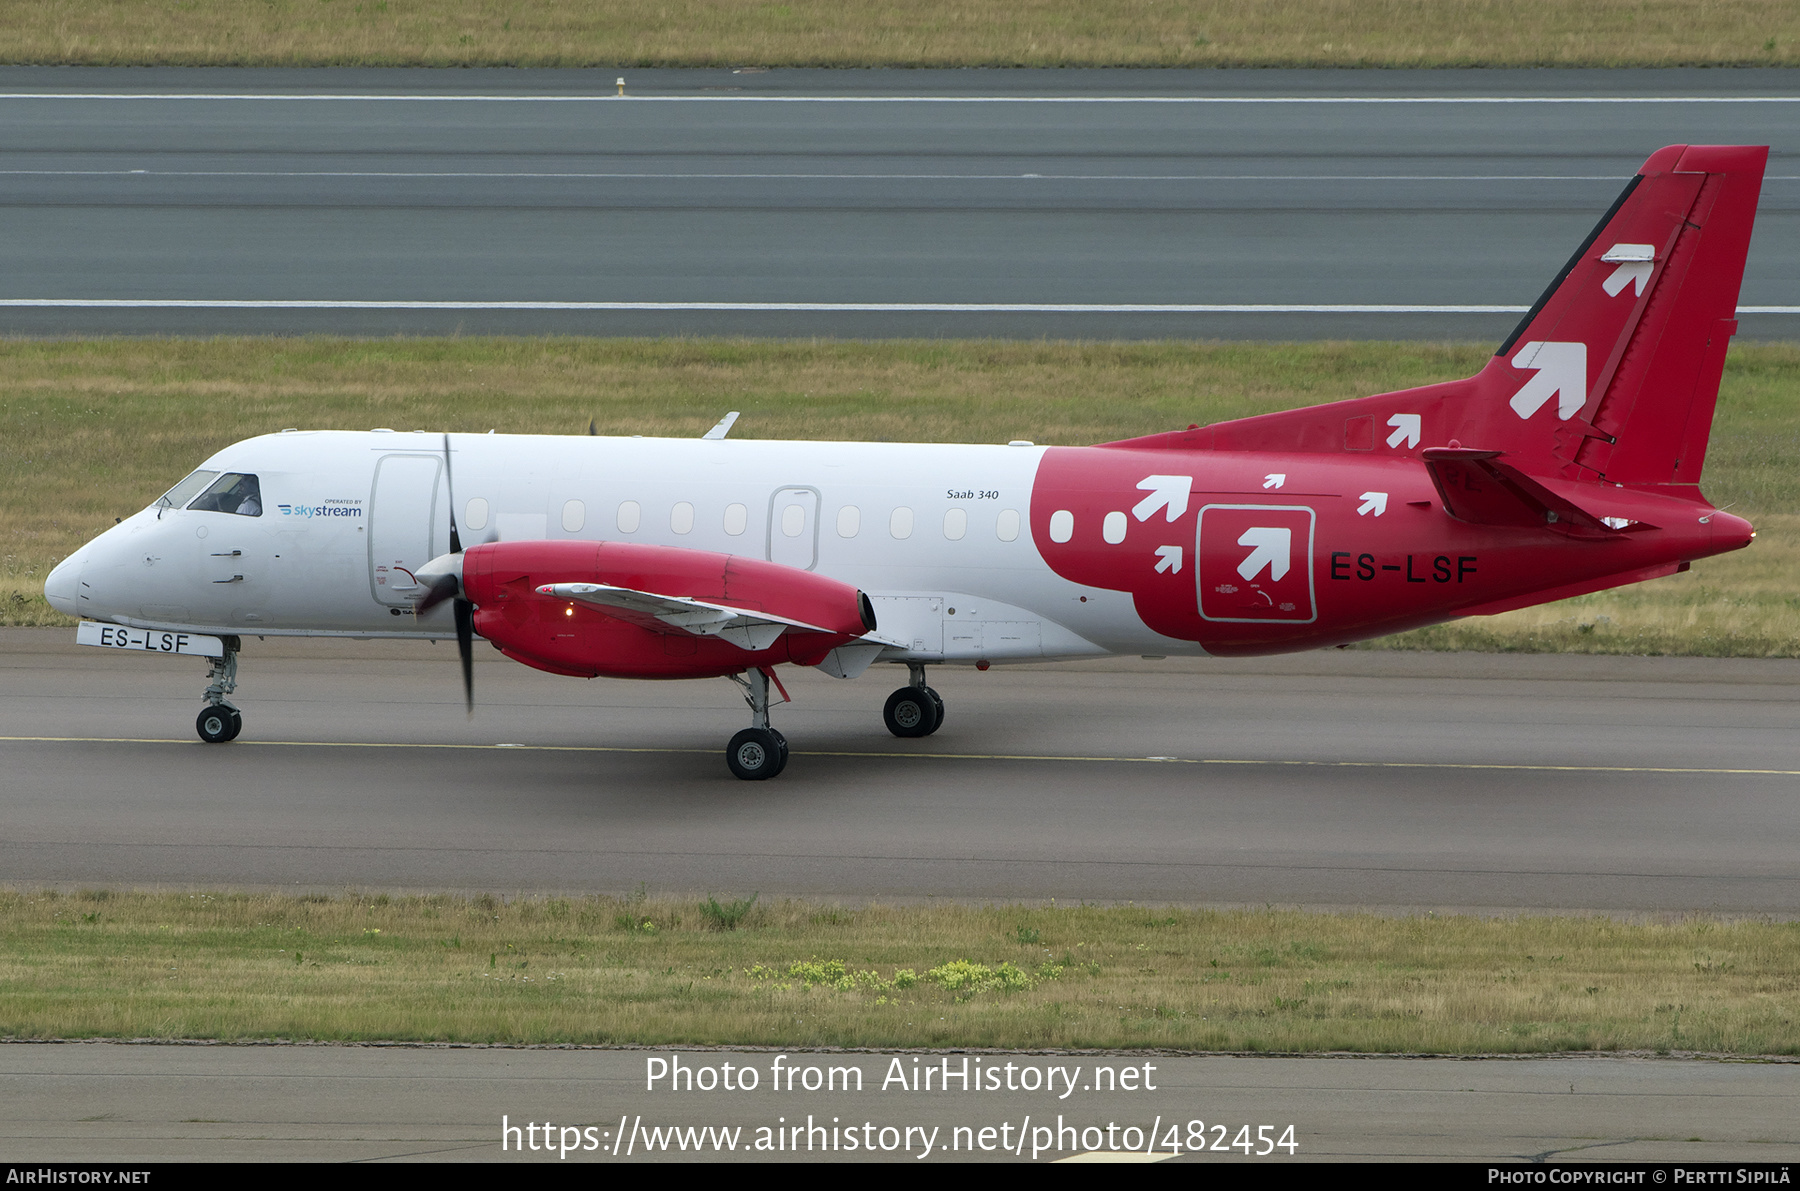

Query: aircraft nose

[44,552,81,615]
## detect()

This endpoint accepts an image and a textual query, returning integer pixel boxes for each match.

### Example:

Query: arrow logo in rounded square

[1198,504,1316,624]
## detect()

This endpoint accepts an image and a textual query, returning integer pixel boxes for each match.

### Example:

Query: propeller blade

[443,432,463,555]
[454,598,474,715]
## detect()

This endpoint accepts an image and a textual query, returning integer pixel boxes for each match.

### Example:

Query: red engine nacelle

[461,540,876,679]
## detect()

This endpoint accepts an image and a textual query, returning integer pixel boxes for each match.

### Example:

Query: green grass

[4,891,1796,1053]
[5,337,1797,652]
[8,0,1800,67]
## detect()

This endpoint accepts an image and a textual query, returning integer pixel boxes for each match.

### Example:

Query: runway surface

[5,628,1799,913]
[1,66,1795,339]
[4,1043,1796,1163]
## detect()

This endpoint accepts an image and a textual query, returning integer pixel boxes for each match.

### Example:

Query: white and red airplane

[47,144,1767,779]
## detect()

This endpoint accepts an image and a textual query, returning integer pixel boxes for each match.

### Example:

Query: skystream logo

[277,501,362,519]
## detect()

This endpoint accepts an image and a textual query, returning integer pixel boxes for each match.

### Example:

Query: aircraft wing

[535,581,857,652]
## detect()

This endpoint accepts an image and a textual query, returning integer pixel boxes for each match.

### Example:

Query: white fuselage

[47,430,1194,666]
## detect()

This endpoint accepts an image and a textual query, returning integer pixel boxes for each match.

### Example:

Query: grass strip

[3,890,1795,1054]
[5,337,1798,653]
[7,1,1800,68]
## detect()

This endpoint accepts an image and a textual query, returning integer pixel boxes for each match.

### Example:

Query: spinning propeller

[413,433,475,714]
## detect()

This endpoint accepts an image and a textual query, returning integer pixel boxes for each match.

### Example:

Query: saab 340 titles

[48,145,1767,779]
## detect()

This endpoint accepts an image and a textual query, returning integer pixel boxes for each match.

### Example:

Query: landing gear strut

[884,662,944,738]
[196,636,243,743]
[725,667,789,781]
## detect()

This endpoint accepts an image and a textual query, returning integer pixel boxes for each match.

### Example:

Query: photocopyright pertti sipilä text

[500,1052,1299,1160]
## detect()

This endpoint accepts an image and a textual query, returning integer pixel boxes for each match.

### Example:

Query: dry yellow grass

[5,891,1796,1053]
[3,338,1796,654]
[5,0,1799,68]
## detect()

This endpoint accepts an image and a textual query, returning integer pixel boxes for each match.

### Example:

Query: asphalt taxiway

[4,628,1798,914]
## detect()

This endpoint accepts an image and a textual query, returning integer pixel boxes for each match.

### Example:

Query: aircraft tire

[919,686,945,736]
[770,729,790,776]
[884,687,937,738]
[727,727,784,781]
[196,705,240,744]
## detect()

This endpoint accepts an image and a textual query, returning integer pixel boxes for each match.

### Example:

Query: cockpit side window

[155,469,220,513]
[187,473,263,517]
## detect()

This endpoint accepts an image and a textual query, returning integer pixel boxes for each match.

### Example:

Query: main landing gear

[725,667,789,781]
[195,637,243,744]
[883,663,944,738]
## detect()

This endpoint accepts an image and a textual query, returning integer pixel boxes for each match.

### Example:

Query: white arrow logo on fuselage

[1386,414,1420,449]
[1509,340,1587,420]
[1357,492,1388,517]
[1236,527,1291,582]
[1132,475,1192,522]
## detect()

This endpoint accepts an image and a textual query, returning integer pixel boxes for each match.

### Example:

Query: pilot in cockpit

[187,472,263,517]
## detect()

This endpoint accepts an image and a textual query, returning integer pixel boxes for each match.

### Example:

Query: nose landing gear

[195,637,243,743]
[726,667,789,780]
[884,662,944,738]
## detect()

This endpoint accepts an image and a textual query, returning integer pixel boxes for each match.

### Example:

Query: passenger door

[368,453,443,606]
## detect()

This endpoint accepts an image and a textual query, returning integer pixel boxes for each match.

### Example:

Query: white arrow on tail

[1262,473,1286,490]
[1154,545,1183,574]
[1509,340,1588,420]
[1385,414,1421,449]
[1357,491,1388,517]
[1600,243,1654,298]
[1236,527,1291,582]
[1132,475,1192,523]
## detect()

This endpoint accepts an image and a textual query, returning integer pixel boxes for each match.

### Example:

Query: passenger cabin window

[723,503,748,536]
[671,502,695,534]
[156,469,219,513]
[187,473,263,517]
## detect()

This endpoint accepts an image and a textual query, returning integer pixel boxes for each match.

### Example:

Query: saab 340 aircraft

[47,144,1767,779]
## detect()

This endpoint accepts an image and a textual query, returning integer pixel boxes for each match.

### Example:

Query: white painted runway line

[0,300,1536,312]
[4,300,1798,314]
[3,93,1800,104]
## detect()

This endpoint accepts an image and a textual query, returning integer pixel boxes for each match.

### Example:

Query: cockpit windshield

[154,470,220,514]
[186,473,263,517]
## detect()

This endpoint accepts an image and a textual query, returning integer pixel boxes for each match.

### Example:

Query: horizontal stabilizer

[1421,448,1634,539]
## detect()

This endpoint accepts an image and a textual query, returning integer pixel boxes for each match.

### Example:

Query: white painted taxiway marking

[7,736,1800,777]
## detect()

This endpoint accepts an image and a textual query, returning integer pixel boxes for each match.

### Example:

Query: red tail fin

[1132,145,1768,495]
